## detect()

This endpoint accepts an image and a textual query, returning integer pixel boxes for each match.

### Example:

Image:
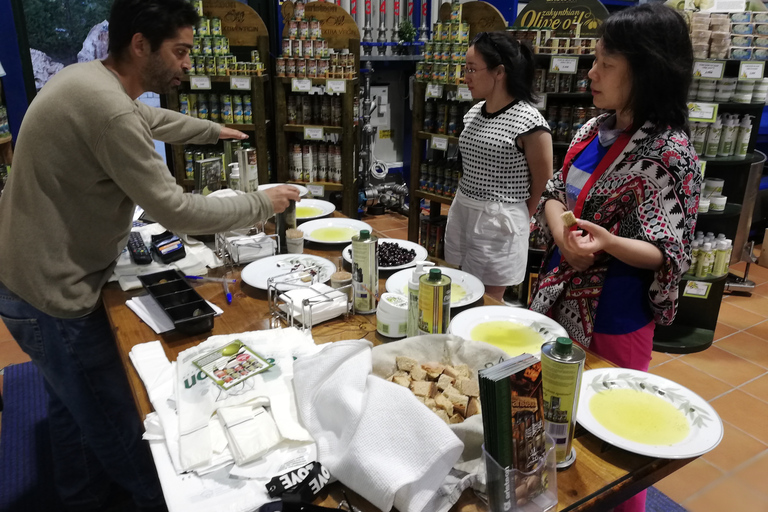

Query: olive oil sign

[512,0,609,38]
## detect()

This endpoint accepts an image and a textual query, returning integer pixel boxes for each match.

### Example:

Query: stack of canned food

[422,100,472,137]
[415,21,470,84]
[506,28,598,55]
[277,49,355,80]
[545,104,603,144]
[288,142,343,183]
[286,93,343,126]
[183,148,226,182]
[533,67,591,94]
[417,158,462,199]
[188,15,264,76]
[179,92,253,125]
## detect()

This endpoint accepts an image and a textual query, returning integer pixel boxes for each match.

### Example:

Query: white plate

[576,368,723,459]
[385,266,485,308]
[342,238,429,271]
[295,198,336,221]
[257,183,309,197]
[301,218,373,244]
[447,305,568,358]
[241,254,337,290]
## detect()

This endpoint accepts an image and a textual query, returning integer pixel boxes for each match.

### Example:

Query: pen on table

[185,275,237,284]
[222,278,233,305]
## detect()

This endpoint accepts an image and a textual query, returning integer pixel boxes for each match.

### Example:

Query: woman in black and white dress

[444,31,553,301]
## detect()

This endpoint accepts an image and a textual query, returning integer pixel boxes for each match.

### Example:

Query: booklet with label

[192,340,273,390]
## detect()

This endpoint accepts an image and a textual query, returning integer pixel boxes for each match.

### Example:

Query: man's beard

[144,53,178,94]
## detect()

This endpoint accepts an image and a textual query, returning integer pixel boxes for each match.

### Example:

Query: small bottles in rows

[688,231,733,278]
[696,113,754,159]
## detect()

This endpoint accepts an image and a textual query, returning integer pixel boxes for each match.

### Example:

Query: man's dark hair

[598,3,693,135]
[108,0,198,59]
[470,31,538,104]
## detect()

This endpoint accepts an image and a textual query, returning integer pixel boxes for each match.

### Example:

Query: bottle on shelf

[703,116,722,158]
[735,114,753,159]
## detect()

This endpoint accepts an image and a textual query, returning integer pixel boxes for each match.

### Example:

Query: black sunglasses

[472,31,502,54]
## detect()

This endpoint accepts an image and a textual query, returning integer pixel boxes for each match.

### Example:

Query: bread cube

[410,380,437,398]
[449,414,465,424]
[466,397,481,417]
[434,394,455,416]
[437,373,455,391]
[396,356,419,372]
[393,375,411,387]
[455,377,480,397]
[409,364,427,381]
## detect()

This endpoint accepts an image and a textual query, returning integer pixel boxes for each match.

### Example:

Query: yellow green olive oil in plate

[589,388,690,445]
[310,226,358,242]
[470,321,544,355]
[402,283,466,303]
[296,206,324,219]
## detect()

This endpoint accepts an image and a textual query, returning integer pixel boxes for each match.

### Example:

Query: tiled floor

[1,237,767,511]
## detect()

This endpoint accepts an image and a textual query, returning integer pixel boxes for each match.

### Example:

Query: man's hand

[262,185,301,213]
[219,127,248,140]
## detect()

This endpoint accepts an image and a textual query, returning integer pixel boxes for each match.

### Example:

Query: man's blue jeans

[0,283,164,511]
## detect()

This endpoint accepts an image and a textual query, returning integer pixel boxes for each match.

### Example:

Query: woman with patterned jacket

[530,3,701,373]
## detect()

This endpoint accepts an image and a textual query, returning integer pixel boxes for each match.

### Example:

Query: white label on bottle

[304,127,324,140]
[292,78,312,92]
[549,56,579,74]
[190,76,211,90]
[426,84,444,99]
[739,62,765,80]
[230,77,251,90]
[326,80,346,94]
[308,184,325,196]
[693,60,725,80]
[431,136,449,151]
[457,85,473,101]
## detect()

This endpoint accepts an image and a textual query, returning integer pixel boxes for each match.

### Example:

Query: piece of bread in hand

[561,210,578,228]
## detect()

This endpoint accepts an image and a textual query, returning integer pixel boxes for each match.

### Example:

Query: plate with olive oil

[385,266,485,309]
[577,369,723,458]
[295,199,336,221]
[301,218,373,244]
[447,305,567,356]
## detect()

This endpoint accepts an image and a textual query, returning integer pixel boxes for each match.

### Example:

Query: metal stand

[725,240,758,295]
[363,0,374,55]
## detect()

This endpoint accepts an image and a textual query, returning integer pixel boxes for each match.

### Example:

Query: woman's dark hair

[470,31,537,104]
[598,3,693,135]
[108,0,199,60]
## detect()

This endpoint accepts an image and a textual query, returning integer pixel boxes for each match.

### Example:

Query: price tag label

[307,184,325,196]
[292,78,312,92]
[533,94,547,111]
[688,102,718,123]
[457,85,473,101]
[431,136,449,151]
[549,56,578,74]
[326,79,346,94]
[739,61,765,80]
[304,127,324,140]
[683,281,712,299]
[190,76,211,90]
[693,60,725,80]
[426,83,444,99]
[379,129,392,139]
[230,77,251,90]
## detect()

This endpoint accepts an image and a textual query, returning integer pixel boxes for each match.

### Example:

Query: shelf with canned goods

[414,189,454,206]
[275,0,361,218]
[164,0,273,194]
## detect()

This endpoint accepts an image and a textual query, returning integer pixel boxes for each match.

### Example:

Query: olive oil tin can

[418,268,451,334]
[541,337,586,468]
[351,230,379,314]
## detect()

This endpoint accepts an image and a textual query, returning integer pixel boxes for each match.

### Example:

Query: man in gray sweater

[0,1,299,510]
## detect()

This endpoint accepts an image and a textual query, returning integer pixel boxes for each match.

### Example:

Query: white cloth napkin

[175,328,319,471]
[293,340,464,512]
[278,283,348,326]
[126,295,223,334]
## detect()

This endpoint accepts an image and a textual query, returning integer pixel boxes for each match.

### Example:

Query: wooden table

[102,233,694,512]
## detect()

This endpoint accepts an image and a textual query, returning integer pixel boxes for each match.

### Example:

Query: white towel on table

[292,340,464,512]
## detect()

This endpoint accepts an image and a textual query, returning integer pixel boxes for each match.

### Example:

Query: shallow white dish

[257,183,309,197]
[241,254,337,290]
[342,238,429,271]
[385,266,485,309]
[295,199,336,221]
[576,368,723,459]
[447,305,568,358]
[301,218,373,244]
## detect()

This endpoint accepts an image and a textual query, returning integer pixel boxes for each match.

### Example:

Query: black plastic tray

[137,269,215,335]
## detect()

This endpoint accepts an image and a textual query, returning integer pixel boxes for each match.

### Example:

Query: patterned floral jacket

[529,115,702,346]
